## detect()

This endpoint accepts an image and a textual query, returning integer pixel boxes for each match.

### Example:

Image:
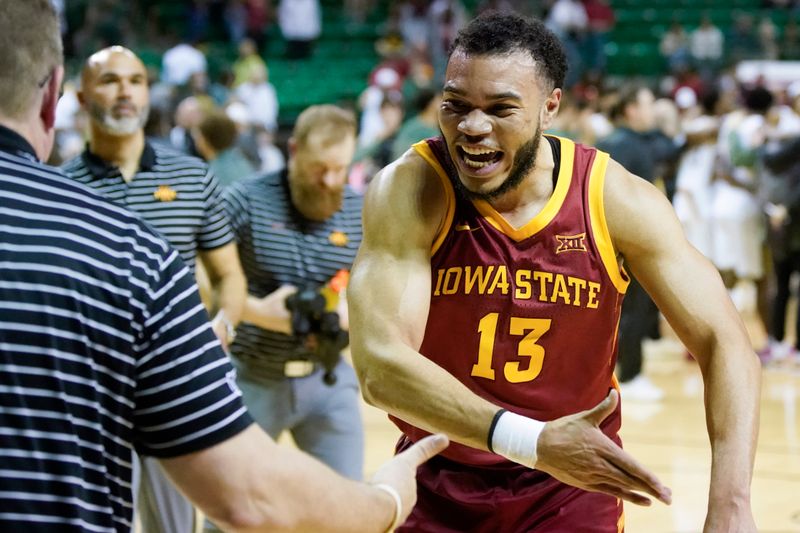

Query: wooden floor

[359,335,800,532]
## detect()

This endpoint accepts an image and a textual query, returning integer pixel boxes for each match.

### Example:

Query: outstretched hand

[535,390,672,506]
[369,434,449,526]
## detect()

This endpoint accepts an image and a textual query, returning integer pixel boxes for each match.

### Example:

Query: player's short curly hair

[450,11,567,91]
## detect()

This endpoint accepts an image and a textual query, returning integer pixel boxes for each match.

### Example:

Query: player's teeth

[462,147,497,155]
[464,159,491,168]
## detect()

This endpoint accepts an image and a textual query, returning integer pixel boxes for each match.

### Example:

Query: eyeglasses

[37,68,64,100]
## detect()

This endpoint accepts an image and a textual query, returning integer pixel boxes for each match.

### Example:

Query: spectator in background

[597,85,664,402]
[279,0,321,59]
[354,91,405,176]
[345,0,375,26]
[546,0,589,86]
[428,0,468,83]
[391,88,441,160]
[161,38,208,87]
[187,0,212,44]
[780,18,800,60]
[398,0,432,56]
[757,16,779,60]
[173,70,218,109]
[225,100,266,168]
[246,0,275,53]
[254,124,286,174]
[170,95,207,156]
[359,66,404,148]
[672,88,721,261]
[234,62,279,133]
[225,0,249,44]
[649,96,684,201]
[711,86,772,321]
[581,0,615,74]
[233,37,268,87]
[690,14,724,83]
[194,110,257,187]
[660,21,691,73]
[759,113,800,364]
[726,13,762,66]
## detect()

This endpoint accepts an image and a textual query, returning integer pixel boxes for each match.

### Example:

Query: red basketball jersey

[391,135,630,466]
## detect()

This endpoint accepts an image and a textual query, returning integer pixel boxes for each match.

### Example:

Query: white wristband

[373,483,403,533]
[489,410,546,468]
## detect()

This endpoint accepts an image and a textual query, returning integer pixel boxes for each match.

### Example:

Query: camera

[285,286,349,385]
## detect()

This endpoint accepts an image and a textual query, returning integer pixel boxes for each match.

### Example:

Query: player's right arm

[349,151,501,449]
[348,151,671,506]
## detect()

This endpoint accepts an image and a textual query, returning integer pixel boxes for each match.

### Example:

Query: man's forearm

[702,345,760,506]
[241,294,292,334]
[162,425,398,533]
[214,270,246,325]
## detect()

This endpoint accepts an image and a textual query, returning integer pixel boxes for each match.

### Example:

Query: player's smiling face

[438,49,560,200]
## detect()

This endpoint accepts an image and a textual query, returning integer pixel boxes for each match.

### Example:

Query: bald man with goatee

[61,46,247,533]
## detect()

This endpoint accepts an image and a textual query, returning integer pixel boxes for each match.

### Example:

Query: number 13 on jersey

[471,313,552,383]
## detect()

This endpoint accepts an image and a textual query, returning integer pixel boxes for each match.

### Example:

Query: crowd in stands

[52,0,800,372]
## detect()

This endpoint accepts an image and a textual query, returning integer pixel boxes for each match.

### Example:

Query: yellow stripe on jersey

[588,150,630,294]
[412,140,456,256]
[471,135,575,242]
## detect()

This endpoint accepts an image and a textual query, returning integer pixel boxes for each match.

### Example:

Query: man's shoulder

[149,142,209,172]
[60,151,90,175]
[2,155,172,256]
[233,170,283,194]
[226,170,287,209]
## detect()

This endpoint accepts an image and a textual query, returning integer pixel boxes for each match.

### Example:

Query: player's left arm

[199,242,247,348]
[605,159,760,533]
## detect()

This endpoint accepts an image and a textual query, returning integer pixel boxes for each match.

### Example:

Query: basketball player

[348,11,759,532]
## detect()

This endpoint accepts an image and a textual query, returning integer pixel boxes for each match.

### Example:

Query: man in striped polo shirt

[218,106,364,494]
[60,47,247,532]
[0,1,448,531]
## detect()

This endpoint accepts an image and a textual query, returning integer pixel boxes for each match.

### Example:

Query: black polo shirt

[224,171,363,381]
[61,141,234,271]
[0,125,251,532]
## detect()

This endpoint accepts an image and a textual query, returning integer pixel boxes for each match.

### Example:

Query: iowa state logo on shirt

[329,230,349,247]
[555,233,587,254]
[153,185,178,202]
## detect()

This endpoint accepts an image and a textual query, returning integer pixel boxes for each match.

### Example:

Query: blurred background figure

[194,109,256,187]
[234,62,279,133]
[279,0,321,59]
[672,87,721,261]
[391,87,441,160]
[598,85,665,402]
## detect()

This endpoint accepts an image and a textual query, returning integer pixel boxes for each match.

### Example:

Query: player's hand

[535,389,672,506]
[369,434,449,527]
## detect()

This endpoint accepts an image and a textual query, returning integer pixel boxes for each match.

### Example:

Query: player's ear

[540,88,562,131]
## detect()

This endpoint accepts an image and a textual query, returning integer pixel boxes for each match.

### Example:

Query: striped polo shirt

[61,141,234,271]
[0,126,252,532]
[224,171,363,381]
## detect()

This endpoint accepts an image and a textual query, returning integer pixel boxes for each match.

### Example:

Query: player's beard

[88,101,150,136]
[451,123,542,202]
